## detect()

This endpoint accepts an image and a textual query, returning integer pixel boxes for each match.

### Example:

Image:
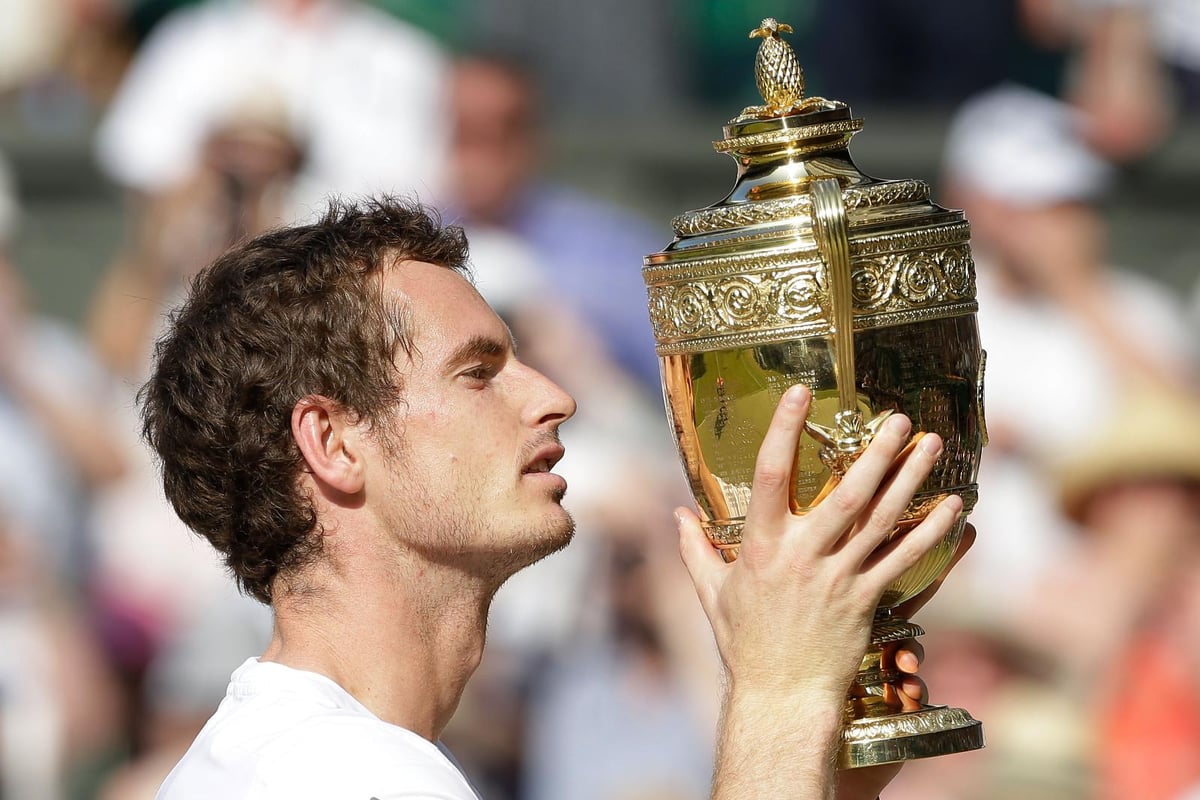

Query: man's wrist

[725,678,848,722]
[722,683,846,750]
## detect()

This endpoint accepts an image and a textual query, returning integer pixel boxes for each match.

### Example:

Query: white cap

[943,84,1113,206]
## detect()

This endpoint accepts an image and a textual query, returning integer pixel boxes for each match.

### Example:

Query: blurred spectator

[977,684,1095,800]
[90,94,303,380]
[1063,0,1200,134]
[448,52,665,390]
[1010,0,1200,165]
[1063,1,1174,161]
[0,151,125,587]
[4,0,167,132]
[0,509,65,800]
[95,0,450,217]
[0,507,127,800]
[939,83,1198,610]
[1149,0,1200,106]
[1020,382,1200,800]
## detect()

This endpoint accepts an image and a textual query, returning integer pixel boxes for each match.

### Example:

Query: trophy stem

[839,610,985,768]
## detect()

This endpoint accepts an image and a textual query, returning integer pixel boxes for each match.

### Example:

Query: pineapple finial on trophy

[745,17,835,117]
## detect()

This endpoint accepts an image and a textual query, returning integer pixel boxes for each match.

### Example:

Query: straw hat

[1054,380,1200,523]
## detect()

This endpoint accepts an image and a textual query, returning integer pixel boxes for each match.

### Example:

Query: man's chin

[528,508,576,562]
[494,509,576,581]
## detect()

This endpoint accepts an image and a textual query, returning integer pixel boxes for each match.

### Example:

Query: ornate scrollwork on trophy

[647,268,826,343]
[852,246,976,312]
[647,244,978,352]
[705,522,744,548]
[670,285,712,336]
[842,180,931,211]
[852,221,972,258]
[977,350,990,448]
[842,708,982,743]
[713,119,863,155]
[777,271,824,322]
[671,180,932,238]
[713,277,763,327]
[673,196,809,237]
[871,619,926,645]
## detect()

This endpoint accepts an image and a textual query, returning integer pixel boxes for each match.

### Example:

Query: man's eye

[463,366,494,382]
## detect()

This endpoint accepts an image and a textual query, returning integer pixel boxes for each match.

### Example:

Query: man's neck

[260,553,492,741]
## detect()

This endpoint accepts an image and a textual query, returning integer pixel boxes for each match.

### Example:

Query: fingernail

[920,433,943,456]
[784,385,808,407]
[887,414,912,435]
[674,510,685,526]
[897,650,919,672]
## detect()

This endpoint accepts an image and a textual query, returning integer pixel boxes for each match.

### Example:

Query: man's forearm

[711,687,844,800]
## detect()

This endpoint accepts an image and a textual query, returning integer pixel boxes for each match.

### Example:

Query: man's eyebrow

[444,333,514,370]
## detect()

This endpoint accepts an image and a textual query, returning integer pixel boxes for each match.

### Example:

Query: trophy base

[839,705,983,768]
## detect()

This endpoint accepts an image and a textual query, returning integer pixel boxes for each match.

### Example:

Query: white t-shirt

[157,659,482,800]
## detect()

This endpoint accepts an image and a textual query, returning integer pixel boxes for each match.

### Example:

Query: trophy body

[644,20,986,768]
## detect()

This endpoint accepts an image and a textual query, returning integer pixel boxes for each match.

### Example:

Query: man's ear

[291,395,366,496]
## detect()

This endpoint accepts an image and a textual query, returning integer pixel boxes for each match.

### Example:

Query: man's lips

[522,443,565,475]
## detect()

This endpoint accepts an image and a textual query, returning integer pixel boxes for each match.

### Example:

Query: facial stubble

[382,446,576,588]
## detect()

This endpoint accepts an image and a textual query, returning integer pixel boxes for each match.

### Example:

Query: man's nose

[523,364,576,428]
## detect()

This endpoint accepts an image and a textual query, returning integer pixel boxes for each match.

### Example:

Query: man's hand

[678,385,966,800]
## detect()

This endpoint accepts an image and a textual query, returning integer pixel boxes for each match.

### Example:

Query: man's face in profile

[364,260,577,581]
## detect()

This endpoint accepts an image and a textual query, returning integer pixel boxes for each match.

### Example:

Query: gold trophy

[643,18,986,767]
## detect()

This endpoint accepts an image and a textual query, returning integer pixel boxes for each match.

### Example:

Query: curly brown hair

[140,197,470,603]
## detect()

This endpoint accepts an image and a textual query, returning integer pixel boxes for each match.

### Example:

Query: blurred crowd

[0,1,1198,799]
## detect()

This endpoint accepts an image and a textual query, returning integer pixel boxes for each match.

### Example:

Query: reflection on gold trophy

[644,18,987,767]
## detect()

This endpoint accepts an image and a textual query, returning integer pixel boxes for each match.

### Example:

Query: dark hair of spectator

[140,197,470,603]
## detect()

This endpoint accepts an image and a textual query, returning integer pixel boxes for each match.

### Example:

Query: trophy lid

[654,17,960,255]
[644,18,977,367]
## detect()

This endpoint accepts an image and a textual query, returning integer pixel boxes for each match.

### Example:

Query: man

[142,197,968,799]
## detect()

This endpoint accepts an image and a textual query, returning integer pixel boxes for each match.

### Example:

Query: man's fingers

[743,385,811,535]
[676,506,725,616]
[894,641,925,674]
[895,522,976,620]
[898,676,927,711]
[862,494,963,589]
[804,414,914,548]
[842,432,944,564]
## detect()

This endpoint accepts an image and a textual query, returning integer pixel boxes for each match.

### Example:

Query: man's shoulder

[252,714,476,797]
[158,663,479,799]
